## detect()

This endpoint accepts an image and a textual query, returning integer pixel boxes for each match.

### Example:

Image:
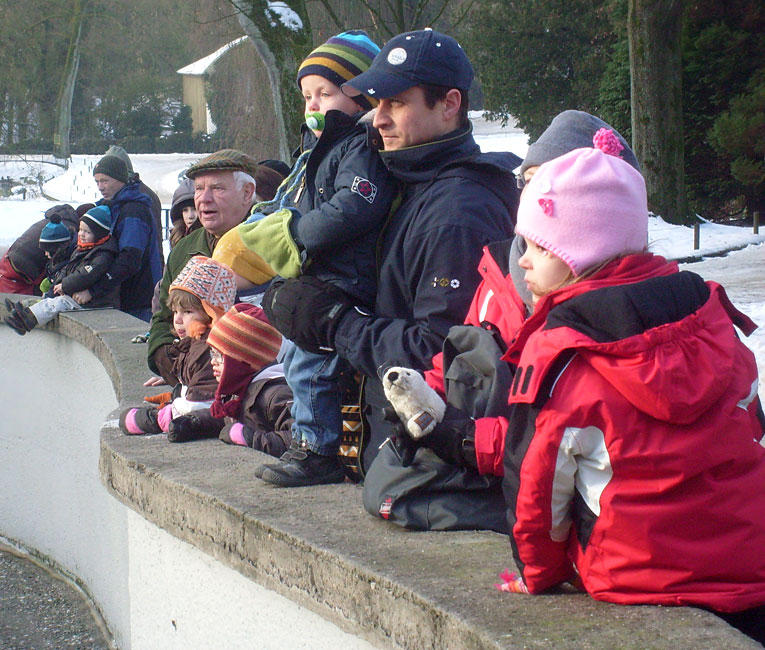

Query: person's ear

[242,181,256,204]
[442,88,462,122]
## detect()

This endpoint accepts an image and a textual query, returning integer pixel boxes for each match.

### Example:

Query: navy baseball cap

[342,28,474,100]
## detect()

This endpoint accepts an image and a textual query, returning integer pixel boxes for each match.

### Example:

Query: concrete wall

[0,311,373,650]
[0,302,759,650]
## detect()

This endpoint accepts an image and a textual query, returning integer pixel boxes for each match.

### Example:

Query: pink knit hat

[169,255,237,322]
[515,134,648,276]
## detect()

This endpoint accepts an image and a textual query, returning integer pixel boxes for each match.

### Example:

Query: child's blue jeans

[282,342,345,456]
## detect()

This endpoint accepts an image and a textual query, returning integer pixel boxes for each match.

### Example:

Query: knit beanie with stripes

[208,303,283,418]
[297,30,380,110]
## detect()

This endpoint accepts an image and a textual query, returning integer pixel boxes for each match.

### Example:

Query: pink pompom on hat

[515,131,648,276]
[169,255,237,322]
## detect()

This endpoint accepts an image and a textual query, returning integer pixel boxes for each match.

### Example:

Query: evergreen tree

[708,70,765,214]
[682,1,765,218]
[463,0,617,139]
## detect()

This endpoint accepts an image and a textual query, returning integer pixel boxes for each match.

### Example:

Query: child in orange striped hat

[203,303,294,456]
[119,256,237,438]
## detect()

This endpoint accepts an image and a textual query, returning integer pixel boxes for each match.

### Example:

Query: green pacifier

[305,112,325,131]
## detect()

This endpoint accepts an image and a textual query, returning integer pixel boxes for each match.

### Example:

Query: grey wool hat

[105,145,134,174]
[93,154,130,184]
[520,110,640,174]
[170,178,195,223]
[185,149,259,181]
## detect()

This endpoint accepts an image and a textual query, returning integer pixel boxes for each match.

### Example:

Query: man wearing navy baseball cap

[262,28,521,533]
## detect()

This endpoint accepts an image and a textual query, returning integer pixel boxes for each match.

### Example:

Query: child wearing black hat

[4,205,120,335]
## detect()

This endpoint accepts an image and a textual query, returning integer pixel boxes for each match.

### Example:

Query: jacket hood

[379,125,521,217]
[508,255,758,424]
[170,178,195,223]
[578,282,751,423]
[378,125,480,184]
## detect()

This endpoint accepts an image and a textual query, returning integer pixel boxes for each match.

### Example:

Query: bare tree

[628,0,688,223]
[54,0,91,158]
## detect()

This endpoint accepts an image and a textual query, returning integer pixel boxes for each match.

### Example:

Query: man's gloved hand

[382,406,419,467]
[262,276,354,354]
[420,404,477,469]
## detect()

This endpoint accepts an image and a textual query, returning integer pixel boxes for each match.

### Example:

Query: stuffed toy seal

[382,367,446,439]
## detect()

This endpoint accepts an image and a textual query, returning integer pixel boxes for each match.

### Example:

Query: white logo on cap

[387,47,407,65]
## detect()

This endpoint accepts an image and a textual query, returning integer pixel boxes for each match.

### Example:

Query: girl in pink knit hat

[119,256,237,439]
[487,134,765,643]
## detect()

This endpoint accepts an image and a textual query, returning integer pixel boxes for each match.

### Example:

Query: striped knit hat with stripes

[208,303,281,373]
[297,30,380,110]
[208,303,282,418]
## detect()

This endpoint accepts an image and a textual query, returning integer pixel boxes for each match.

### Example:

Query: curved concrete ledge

[1,298,759,650]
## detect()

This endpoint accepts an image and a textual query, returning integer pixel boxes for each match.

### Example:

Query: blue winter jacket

[334,125,521,469]
[288,110,398,306]
[91,182,162,314]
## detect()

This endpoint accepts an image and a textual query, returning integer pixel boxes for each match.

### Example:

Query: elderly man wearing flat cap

[261,29,520,530]
[147,149,259,380]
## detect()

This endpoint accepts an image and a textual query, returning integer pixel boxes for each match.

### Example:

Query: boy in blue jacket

[231,31,397,486]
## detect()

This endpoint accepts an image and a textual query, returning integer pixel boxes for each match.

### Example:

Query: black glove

[262,276,354,354]
[420,405,477,469]
[167,414,205,443]
[382,406,420,467]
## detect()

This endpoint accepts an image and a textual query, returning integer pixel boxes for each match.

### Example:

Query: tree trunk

[231,0,291,164]
[54,0,87,158]
[628,0,688,223]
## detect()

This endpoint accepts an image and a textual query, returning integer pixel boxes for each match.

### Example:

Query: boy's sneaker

[15,304,38,330]
[4,311,29,335]
[260,447,345,487]
[4,304,36,335]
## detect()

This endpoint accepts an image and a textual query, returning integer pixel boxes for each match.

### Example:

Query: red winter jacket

[498,254,765,612]
[425,239,528,397]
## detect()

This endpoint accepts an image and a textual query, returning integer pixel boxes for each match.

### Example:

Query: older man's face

[193,171,255,237]
[94,173,125,200]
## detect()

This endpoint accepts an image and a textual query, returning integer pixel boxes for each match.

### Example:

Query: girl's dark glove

[421,405,477,469]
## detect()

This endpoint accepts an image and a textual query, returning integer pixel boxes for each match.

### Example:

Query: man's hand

[262,276,354,354]
[72,289,91,305]
[382,406,420,467]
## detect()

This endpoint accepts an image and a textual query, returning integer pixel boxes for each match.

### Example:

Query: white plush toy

[382,367,446,439]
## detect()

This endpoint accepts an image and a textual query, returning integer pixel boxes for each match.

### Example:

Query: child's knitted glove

[156,404,172,432]
[495,569,530,594]
[239,207,302,279]
[144,392,172,408]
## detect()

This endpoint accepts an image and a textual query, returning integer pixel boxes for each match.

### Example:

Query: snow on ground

[1,118,763,394]
[42,153,201,205]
